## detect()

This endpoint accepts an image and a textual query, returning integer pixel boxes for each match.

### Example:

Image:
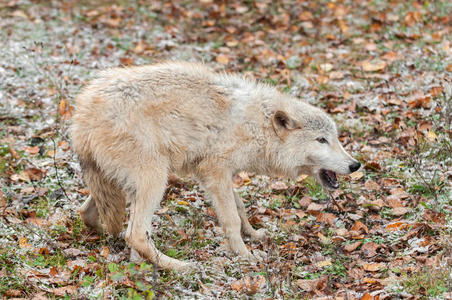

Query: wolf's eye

[316,137,328,144]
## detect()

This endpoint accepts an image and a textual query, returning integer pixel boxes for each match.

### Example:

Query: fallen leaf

[271,181,287,190]
[19,236,32,248]
[24,146,40,154]
[404,11,422,26]
[216,54,229,65]
[361,242,380,257]
[350,171,364,180]
[320,63,333,72]
[361,292,373,300]
[385,221,409,231]
[58,99,74,120]
[329,71,344,79]
[344,241,362,252]
[52,286,77,297]
[63,248,82,257]
[37,247,50,255]
[307,202,326,216]
[351,220,369,234]
[316,212,336,225]
[317,260,332,267]
[231,275,265,295]
[362,263,385,272]
[101,246,110,258]
[296,275,328,293]
[361,60,386,72]
[391,207,410,216]
[430,86,443,97]
[120,57,134,66]
[4,289,22,297]
[425,131,437,142]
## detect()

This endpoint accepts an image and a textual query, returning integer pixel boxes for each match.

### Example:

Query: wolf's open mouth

[320,169,339,189]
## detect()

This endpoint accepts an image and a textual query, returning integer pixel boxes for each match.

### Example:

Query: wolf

[70,62,360,270]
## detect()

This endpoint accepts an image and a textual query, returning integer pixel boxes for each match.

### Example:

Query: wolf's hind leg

[79,195,103,233]
[234,191,268,241]
[125,160,193,271]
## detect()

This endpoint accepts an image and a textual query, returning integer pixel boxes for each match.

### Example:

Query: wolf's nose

[349,162,361,173]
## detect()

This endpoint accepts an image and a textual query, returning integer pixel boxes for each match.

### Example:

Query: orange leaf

[363,263,385,272]
[385,221,408,231]
[351,220,369,234]
[19,236,32,248]
[24,146,40,155]
[216,54,229,65]
[430,86,443,97]
[361,292,373,300]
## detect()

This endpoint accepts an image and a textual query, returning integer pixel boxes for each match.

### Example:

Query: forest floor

[0,0,451,299]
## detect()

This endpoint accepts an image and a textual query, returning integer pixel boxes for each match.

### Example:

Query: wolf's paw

[240,249,267,263]
[249,228,269,242]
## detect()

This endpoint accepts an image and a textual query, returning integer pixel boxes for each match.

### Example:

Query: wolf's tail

[80,155,126,236]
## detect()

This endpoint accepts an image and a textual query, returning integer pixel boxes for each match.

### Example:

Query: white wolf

[70,62,360,270]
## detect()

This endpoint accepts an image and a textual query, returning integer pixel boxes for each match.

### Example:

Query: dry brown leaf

[271,181,287,190]
[216,54,229,65]
[58,99,74,120]
[404,11,422,26]
[364,180,379,190]
[320,63,333,72]
[52,286,77,297]
[22,168,44,181]
[350,171,364,180]
[4,289,22,297]
[317,260,332,267]
[329,71,344,79]
[295,275,328,293]
[120,57,134,66]
[344,241,362,252]
[298,196,312,208]
[351,220,369,234]
[63,248,82,257]
[361,242,380,257]
[231,275,265,295]
[361,60,386,72]
[24,146,40,154]
[362,263,385,272]
[361,293,373,300]
[316,212,336,226]
[430,86,443,97]
[391,207,410,216]
[101,246,110,258]
[307,202,326,216]
[19,236,32,248]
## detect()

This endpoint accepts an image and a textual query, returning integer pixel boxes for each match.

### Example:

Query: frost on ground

[0,1,451,299]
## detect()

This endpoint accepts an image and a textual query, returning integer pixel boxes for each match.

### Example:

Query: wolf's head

[270,101,360,190]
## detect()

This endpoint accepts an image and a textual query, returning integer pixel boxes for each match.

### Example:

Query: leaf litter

[0,0,451,299]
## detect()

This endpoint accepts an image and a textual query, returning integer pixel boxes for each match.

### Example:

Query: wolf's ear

[272,110,301,140]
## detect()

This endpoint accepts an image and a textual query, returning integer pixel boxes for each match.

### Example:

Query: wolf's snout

[349,161,361,173]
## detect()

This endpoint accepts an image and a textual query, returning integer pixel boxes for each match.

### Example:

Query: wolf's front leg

[198,167,255,259]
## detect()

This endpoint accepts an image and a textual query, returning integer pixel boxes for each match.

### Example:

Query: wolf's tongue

[325,170,337,181]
